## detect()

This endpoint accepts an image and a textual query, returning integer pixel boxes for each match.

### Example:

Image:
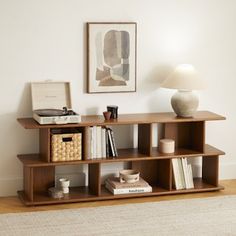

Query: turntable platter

[34,109,67,117]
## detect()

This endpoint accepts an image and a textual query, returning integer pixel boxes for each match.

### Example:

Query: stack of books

[105,177,152,195]
[84,126,118,160]
[172,157,194,190]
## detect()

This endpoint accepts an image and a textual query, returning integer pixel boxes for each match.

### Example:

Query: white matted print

[87,22,137,93]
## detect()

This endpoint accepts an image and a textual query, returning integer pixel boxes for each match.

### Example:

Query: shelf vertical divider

[202,155,219,186]
[156,159,172,190]
[138,123,152,156]
[39,128,51,162]
[82,126,90,160]
[191,121,205,152]
[23,166,33,202]
[33,166,55,195]
[89,163,101,196]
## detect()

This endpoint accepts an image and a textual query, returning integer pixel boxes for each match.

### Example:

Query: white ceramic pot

[59,178,70,188]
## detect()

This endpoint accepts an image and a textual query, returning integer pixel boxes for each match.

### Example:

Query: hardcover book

[105,181,152,195]
[106,177,150,189]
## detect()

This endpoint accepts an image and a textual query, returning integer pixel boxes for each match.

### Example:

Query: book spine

[172,158,181,190]
[105,182,152,195]
[101,128,106,158]
[96,126,102,158]
[182,158,190,189]
[107,129,115,157]
[106,179,150,189]
[177,158,185,189]
[105,129,110,158]
[89,127,93,159]
[188,164,194,189]
[92,126,97,159]
[110,128,118,157]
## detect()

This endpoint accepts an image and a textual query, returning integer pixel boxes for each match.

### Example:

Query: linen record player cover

[31,81,81,125]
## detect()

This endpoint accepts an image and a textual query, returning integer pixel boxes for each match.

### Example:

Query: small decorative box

[159,139,175,154]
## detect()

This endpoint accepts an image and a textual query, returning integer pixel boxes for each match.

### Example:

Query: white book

[101,128,106,158]
[105,182,152,195]
[182,158,190,189]
[92,126,97,159]
[188,164,194,189]
[96,126,102,158]
[89,127,93,159]
[172,158,182,190]
[177,158,185,189]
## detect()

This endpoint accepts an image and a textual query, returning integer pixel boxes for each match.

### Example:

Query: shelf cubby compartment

[170,154,221,193]
[39,127,85,163]
[164,121,205,152]
[19,162,101,206]
[17,111,226,206]
[132,159,172,191]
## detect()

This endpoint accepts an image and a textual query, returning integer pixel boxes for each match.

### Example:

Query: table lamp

[161,64,204,117]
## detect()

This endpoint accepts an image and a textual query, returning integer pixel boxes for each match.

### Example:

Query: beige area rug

[1,196,236,236]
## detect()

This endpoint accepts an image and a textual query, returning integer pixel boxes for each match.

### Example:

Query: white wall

[0,0,236,196]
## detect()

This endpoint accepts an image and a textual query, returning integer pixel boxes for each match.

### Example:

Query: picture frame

[87,22,137,93]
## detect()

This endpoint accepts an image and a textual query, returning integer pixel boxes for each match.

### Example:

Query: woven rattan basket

[51,132,82,162]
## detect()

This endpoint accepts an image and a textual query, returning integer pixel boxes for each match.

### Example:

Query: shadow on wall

[17,82,32,117]
[138,64,173,95]
[83,23,88,94]
[0,83,38,183]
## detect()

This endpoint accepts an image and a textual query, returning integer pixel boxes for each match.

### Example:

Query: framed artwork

[87,22,137,93]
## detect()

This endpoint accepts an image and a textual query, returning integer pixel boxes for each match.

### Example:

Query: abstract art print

[87,22,137,93]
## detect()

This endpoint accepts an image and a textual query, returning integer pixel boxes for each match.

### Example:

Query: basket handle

[61,134,74,142]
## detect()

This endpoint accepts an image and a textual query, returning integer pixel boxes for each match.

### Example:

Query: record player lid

[31,81,72,111]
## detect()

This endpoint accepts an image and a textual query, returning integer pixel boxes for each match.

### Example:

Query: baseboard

[0,176,23,197]
[1,162,236,197]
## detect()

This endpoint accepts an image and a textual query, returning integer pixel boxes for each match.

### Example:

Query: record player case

[31,81,81,125]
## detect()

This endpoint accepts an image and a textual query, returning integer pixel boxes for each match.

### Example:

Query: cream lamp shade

[161,64,204,117]
[162,64,204,90]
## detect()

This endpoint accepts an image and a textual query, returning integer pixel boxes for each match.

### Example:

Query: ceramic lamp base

[171,90,199,117]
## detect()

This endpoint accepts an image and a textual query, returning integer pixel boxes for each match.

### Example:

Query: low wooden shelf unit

[17,111,225,206]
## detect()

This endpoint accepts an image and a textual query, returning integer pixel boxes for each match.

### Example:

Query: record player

[31,81,81,125]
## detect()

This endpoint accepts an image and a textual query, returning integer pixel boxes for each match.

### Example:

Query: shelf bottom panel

[18,178,224,206]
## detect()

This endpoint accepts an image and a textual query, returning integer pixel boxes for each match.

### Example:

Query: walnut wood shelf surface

[17,144,224,167]
[18,178,224,206]
[17,111,225,129]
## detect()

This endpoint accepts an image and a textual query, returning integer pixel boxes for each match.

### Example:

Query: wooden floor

[0,179,236,214]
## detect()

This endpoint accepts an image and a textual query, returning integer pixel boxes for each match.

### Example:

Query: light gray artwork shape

[95,29,130,87]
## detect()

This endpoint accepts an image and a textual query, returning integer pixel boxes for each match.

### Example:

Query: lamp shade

[161,64,204,90]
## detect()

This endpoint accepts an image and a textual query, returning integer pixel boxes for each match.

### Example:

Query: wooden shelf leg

[23,166,33,202]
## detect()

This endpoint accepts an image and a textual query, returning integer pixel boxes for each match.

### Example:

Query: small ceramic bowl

[119,169,140,183]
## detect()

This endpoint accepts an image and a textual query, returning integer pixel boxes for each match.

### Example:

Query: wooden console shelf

[17,111,225,206]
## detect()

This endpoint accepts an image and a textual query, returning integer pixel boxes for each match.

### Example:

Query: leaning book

[105,177,152,195]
